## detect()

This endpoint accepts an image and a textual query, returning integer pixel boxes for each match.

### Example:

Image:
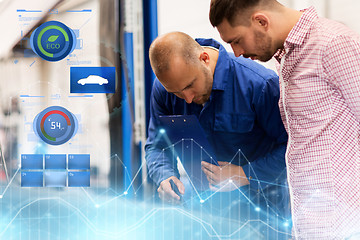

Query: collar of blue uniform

[195,38,230,91]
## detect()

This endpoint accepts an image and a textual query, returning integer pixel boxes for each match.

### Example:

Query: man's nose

[231,44,244,57]
[182,91,194,104]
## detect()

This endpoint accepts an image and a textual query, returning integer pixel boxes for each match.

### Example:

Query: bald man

[210,0,360,238]
[145,32,288,218]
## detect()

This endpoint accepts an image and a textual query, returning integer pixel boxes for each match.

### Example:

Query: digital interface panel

[21,154,90,187]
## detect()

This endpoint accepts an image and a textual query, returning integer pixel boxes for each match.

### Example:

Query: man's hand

[201,161,250,191]
[157,176,185,203]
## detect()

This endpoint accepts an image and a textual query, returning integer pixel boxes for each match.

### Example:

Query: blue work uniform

[145,38,289,216]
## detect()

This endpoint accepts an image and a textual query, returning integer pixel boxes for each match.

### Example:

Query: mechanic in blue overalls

[145,32,290,232]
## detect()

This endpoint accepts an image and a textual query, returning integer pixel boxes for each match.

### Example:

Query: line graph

[0,133,291,239]
[0,193,291,239]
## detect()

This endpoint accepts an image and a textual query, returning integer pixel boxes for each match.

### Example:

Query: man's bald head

[149,32,203,77]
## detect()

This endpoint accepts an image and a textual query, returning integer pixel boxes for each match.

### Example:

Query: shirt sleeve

[242,75,288,190]
[323,35,360,122]
[144,80,180,186]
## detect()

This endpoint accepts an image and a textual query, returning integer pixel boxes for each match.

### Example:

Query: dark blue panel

[122,32,134,192]
[70,67,116,93]
[44,171,67,187]
[45,154,66,169]
[68,154,90,170]
[21,171,43,187]
[68,171,90,187]
[143,0,158,132]
[21,154,43,170]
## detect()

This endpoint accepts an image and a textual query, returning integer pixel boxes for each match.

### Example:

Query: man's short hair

[209,0,273,27]
[149,32,203,76]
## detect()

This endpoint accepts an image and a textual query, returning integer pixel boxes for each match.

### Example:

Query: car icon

[77,75,108,85]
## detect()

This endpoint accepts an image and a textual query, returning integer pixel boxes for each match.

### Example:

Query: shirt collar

[195,38,230,91]
[284,6,318,49]
[273,6,318,63]
[273,49,286,63]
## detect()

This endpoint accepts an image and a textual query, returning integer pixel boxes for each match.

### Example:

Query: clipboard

[158,115,219,191]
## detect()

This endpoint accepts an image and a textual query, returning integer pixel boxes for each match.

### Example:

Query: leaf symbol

[47,35,59,42]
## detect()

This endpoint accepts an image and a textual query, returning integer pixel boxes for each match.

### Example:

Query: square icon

[68,171,90,187]
[70,67,115,93]
[68,154,90,170]
[21,171,43,187]
[21,154,43,170]
[45,154,66,169]
[44,171,67,187]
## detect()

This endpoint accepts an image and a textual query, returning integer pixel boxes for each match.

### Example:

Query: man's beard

[252,30,274,62]
[195,67,213,104]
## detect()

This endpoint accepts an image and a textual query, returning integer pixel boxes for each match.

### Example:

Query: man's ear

[199,51,210,65]
[252,12,270,31]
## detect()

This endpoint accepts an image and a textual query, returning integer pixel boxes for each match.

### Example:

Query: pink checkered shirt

[274,6,360,239]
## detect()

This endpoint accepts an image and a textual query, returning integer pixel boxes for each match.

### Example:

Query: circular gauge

[34,106,78,145]
[30,21,76,62]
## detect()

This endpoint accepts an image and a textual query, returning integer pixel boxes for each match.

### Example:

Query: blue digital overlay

[68,171,90,187]
[33,106,78,146]
[44,171,67,187]
[20,154,90,187]
[30,21,76,62]
[68,154,90,170]
[21,154,43,170]
[70,67,116,93]
[21,171,43,187]
[45,154,66,169]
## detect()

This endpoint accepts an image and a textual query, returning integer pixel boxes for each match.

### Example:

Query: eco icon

[30,21,76,62]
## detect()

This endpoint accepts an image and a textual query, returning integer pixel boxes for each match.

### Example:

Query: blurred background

[0,0,358,239]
